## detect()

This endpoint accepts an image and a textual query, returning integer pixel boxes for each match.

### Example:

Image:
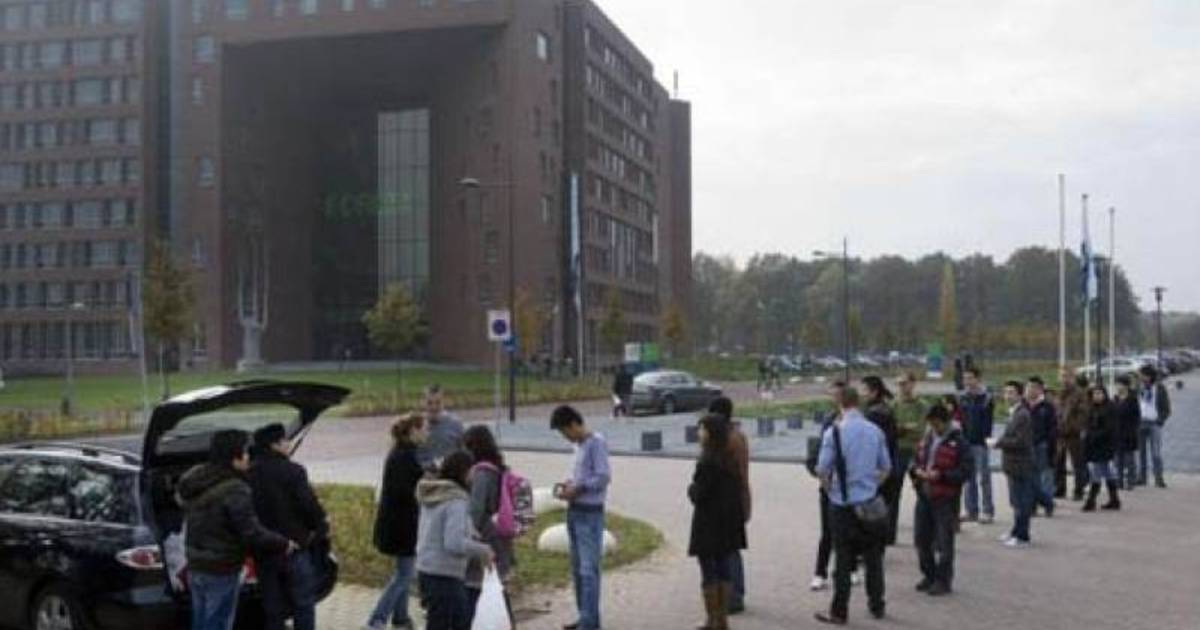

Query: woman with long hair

[1083,385,1120,512]
[365,413,429,630]
[688,414,747,630]
[462,425,515,625]
[862,375,901,545]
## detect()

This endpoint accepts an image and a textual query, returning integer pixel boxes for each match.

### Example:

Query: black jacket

[249,450,328,549]
[1114,394,1141,452]
[178,463,289,575]
[373,445,424,556]
[865,400,899,476]
[1030,399,1058,447]
[1083,402,1118,463]
[687,458,746,558]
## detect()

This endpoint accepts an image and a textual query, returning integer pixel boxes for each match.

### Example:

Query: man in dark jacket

[1026,377,1057,517]
[910,404,970,596]
[250,424,329,630]
[994,382,1035,548]
[958,368,995,523]
[1136,366,1172,488]
[178,429,295,630]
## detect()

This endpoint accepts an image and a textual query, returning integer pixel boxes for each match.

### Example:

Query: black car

[0,381,349,630]
[629,370,723,415]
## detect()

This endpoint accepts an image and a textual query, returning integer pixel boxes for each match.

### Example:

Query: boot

[697,585,719,629]
[712,582,732,630]
[1082,483,1100,512]
[1155,473,1167,489]
[1101,481,1121,510]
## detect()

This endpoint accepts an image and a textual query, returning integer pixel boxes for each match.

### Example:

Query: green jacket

[894,396,926,455]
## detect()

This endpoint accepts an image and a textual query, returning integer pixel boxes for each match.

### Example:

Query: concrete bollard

[685,425,700,444]
[756,417,775,438]
[787,416,804,430]
[641,430,663,452]
[537,524,618,555]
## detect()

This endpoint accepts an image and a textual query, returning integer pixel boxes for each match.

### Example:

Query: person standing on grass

[1025,377,1058,517]
[993,381,1035,548]
[1082,385,1121,512]
[1136,365,1171,488]
[416,452,495,630]
[910,404,970,596]
[1113,375,1141,490]
[178,430,296,630]
[365,413,429,630]
[688,414,747,630]
[418,384,465,472]
[959,368,995,524]
[708,396,750,614]
[813,386,892,626]
[462,425,516,625]
[1055,370,1091,500]
[250,424,330,630]
[551,405,611,630]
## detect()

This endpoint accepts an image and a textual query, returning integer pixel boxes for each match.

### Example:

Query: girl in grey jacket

[416,452,494,630]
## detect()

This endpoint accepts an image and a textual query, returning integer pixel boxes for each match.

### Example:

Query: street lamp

[460,177,517,424]
[1153,286,1166,372]
[61,300,86,417]
[814,238,851,384]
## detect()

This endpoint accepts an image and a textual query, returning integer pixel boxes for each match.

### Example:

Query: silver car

[630,370,722,416]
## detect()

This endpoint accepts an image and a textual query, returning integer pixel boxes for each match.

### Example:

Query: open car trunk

[139,381,350,602]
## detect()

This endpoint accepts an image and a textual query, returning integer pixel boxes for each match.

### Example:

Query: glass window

[86,0,106,25]
[88,119,118,145]
[368,0,386,7]
[191,76,205,104]
[68,465,137,525]
[270,0,284,17]
[109,37,128,63]
[194,36,215,63]
[122,119,140,145]
[41,41,66,68]
[2,5,26,32]
[72,39,105,66]
[198,157,215,186]
[536,32,550,62]
[29,3,47,28]
[224,0,248,20]
[112,0,142,24]
[300,0,317,15]
[341,0,354,10]
[0,458,73,518]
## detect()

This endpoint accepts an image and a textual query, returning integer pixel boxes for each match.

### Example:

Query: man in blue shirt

[813,387,892,625]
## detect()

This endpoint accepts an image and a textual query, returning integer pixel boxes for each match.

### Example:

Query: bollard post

[641,430,663,452]
[756,417,775,438]
[685,425,700,444]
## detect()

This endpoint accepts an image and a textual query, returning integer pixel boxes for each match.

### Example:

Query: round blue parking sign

[492,319,509,337]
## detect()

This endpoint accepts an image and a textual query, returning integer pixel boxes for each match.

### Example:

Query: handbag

[833,425,891,536]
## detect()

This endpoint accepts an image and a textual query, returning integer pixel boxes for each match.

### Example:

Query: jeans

[190,571,241,630]
[259,551,317,630]
[1138,422,1164,482]
[1033,443,1056,513]
[419,573,470,630]
[963,444,994,517]
[367,555,415,627]
[913,496,957,587]
[1088,460,1114,481]
[726,551,745,604]
[698,555,733,586]
[829,505,885,619]
[567,505,605,630]
[1116,449,1138,487]
[883,451,910,545]
[1006,473,1034,542]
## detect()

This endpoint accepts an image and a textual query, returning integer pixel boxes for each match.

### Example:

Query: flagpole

[1082,194,1091,370]
[1108,207,1117,391]
[1058,174,1066,369]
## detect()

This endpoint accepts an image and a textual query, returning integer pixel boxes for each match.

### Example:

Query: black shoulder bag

[833,425,890,537]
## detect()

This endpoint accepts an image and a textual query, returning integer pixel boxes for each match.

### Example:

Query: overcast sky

[598,0,1200,312]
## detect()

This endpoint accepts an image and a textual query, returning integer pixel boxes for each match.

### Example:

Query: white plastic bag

[470,568,512,630]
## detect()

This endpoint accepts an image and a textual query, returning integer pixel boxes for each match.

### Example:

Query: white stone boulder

[536,523,618,555]
[533,486,562,515]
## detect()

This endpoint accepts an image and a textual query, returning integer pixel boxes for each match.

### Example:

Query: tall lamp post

[814,238,851,384]
[61,301,86,416]
[1153,286,1166,372]
[460,177,517,423]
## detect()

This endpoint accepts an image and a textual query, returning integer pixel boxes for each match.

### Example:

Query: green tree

[600,288,625,362]
[513,288,547,362]
[937,260,959,354]
[143,239,193,400]
[363,284,428,397]
[661,300,687,358]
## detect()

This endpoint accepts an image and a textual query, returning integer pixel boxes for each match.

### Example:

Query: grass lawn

[315,484,663,593]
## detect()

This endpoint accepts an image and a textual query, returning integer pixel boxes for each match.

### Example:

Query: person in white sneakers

[992,381,1035,548]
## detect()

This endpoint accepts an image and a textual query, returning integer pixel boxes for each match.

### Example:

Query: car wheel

[662,396,676,415]
[32,584,85,630]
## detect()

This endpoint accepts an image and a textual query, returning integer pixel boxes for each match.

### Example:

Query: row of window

[586,97,653,163]
[0,278,131,312]
[585,64,655,134]
[0,77,141,114]
[587,134,654,194]
[0,239,134,271]
[0,199,137,231]
[191,0,421,24]
[0,320,134,362]
[584,26,658,107]
[0,37,141,73]
[0,158,140,191]
[584,282,658,316]
[0,0,142,32]
[0,118,140,153]
[587,172,656,225]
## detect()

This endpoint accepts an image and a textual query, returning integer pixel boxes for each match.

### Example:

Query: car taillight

[116,545,163,570]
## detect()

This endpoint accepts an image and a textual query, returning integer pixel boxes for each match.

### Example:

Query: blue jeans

[1116,449,1137,487]
[190,571,241,630]
[567,505,605,630]
[259,551,317,630]
[727,551,745,605]
[1006,473,1034,542]
[964,444,994,517]
[1138,422,1163,481]
[1088,460,1114,481]
[1033,443,1056,512]
[367,555,415,627]
[419,573,470,630]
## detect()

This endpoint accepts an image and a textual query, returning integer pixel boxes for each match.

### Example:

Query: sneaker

[850,571,863,586]
[914,578,934,592]
[960,514,979,523]
[810,576,829,591]
[926,583,952,597]
[979,514,995,524]
[1003,538,1031,549]
[997,533,1015,543]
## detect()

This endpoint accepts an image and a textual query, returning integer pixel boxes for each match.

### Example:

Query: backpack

[473,462,536,539]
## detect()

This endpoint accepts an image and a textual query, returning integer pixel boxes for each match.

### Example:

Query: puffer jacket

[911,426,971,502]
[177,463,289,575]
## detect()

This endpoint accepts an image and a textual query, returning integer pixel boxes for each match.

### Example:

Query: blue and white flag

[1081,207,1099,303]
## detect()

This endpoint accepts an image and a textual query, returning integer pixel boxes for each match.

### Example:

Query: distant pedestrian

[862,376,901,546]
[994,381,1035,548]
[462,425,516,625]
[709,396,750,614]
[1113,375,1141,490]
[178,430,295,630]
[551,405,611,630]
[953,357,965,392]
[365,414,429,630]
[1025,377,1057,517]
[250,424,330,630]
[612,366,634,418]
[417,384,465,472]
[688,414,747,630]
[1082,386,1120,512]
[959,368,994,523]
[813,386,891,625]
[1136,365,1171,488]
[756,358,770,392]
[910,404,970,596]
[1055,370,1090,500]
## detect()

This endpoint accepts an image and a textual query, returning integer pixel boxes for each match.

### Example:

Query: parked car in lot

[630,370,722,415]
[1075,358,1144,381]
[0,381,348,630]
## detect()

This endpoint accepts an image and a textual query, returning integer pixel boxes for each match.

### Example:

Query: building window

[536,32,550,62]
[368,0,386,7]
[191,76,205,105]
[112,0,142,24]
[300,0,317,15]
[377,109,431,302]
[342,0,355,10]
[198,157,215,186]
[194,36,216,64]
[270,0,284,17]
[541,195,554,225]
[72,39,105,66]
[224,0,248,20]
[41,41,66,68]
[192,0,208,23]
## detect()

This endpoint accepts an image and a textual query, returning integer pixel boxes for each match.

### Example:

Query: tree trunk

[158,342,169,401]
[396,356,404,408]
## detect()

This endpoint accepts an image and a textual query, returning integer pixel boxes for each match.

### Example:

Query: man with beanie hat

[250,423,329,630]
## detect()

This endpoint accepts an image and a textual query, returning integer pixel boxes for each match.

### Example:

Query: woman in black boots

[688,414,747,630]
[1082,386,1120,512]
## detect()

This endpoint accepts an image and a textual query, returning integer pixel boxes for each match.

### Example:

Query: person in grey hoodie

[416,451,495,630]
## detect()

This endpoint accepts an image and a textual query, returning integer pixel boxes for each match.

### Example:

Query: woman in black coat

[862,376,901,545]
[688,414,746,630]
[1082,386,1120,512]
[1113,376,1141,490]
[365,413,428,629]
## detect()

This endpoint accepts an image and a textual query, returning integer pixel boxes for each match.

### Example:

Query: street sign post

[487,310,512,423]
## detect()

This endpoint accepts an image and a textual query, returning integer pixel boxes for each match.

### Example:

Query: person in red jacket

[909,404,971,596]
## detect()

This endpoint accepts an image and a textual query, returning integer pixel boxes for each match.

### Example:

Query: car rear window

[157,404,302,456]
